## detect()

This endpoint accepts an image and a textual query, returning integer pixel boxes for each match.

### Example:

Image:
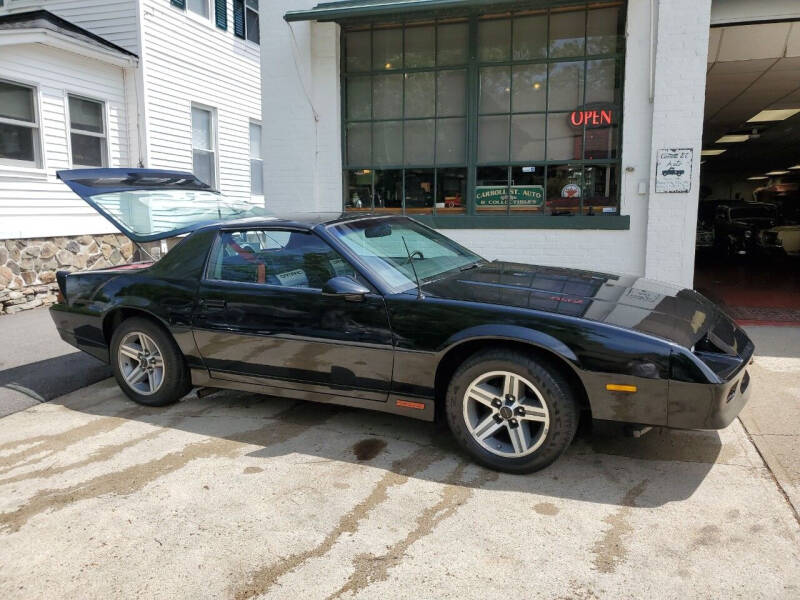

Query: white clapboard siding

[0,44,130,238]
[141,0,261,201]
[38,0,140,54]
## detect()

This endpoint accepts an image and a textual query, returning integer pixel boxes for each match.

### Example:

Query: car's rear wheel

[445,348,579,473]
[110,317,190,407]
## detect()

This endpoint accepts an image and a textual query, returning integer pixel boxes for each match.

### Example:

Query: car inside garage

[697,19,800,325]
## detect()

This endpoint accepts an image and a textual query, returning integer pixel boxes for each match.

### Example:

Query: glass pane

[476,166,509,212]
[346,122,371,166]
[513,14,547,60]
[510,166,545,213]
[548,61,584,111]
[0,123,35,162]
[191,107,212,150]
[437,22,468,65]
[583,164,618,214]
[587,6,623,55]
[436,118,466,164]
[347,76,371,120]
[346,30,371,72]
[250,159,263,195]
[245,7,260,43]
[479,67,510,114]
[478,18,510,62]
[373,27,402,70]
[549,8,586,58]
[373,169,403,211]
[511,114,545,161]
[373,121,402,166]
[71,133,104,167]
[512,64,547,113]
[0,81,34,122]
[188,0,208,17]
[547,164,584,215]
[585,59,617,104]
[404,72,434,118]
[249,123,261,159]
[547,113,582,160]
[193,149,216,187]
[404,119,435,165]
[405,25,435,68]
[373,74,402,119]
[584,124,618,160]
[436,70,466,117]
[69,97,104,133]
[405,168,435,213]
[345,169,373,210]
[436,167,466,213]
[478,115,509,163]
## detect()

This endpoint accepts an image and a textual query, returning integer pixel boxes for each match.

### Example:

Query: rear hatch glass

[58,168,271,243]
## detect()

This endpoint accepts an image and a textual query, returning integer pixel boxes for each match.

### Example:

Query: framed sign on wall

[655,148,693,193]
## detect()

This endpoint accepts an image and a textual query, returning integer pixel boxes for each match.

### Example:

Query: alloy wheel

[462,370,550,458]
[117,331,165,395]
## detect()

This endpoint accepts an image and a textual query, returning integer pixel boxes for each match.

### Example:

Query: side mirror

[322,276,370,302]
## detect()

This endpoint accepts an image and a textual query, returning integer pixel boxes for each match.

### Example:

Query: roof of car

[211,212,399,232]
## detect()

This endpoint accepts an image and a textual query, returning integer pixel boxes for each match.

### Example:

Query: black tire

[445,348,579,474]
[110,317,191,407]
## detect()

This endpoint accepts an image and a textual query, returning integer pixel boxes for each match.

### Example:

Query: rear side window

[206,229,359,289]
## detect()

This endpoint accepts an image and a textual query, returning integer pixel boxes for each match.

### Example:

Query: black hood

[421,261,723,349]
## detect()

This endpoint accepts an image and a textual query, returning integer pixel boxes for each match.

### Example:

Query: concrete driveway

[1,364,799,599]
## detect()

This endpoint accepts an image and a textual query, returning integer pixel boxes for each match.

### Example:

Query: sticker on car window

[275,269,308,287]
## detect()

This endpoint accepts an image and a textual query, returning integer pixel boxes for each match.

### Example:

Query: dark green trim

[215,0,228,30]
[413,214,630,229]
[233,0,245,38]
[171,0,186,8]
[286,0,584,23]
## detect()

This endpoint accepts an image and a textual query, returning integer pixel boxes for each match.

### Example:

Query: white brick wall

[261,0,713,285]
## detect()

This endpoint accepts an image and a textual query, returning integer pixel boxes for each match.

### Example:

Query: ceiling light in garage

[701,149,726,156]
[747,176,768,180]
[789,165,800,170]
[716,134,749,143]
[747,109,800,123]
[766,170,790,175]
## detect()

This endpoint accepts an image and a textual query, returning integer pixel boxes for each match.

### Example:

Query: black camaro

[50,169,755,473]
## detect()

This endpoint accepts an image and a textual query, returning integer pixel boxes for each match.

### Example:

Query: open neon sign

[569,108,614,128]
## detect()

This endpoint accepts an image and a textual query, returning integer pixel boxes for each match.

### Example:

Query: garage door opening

[696,20,800,325]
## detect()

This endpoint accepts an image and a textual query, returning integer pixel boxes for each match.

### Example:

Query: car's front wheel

[445,349,579,473]
[110,317,191,407]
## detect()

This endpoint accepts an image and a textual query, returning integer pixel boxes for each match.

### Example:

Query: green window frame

[341,2,628,229]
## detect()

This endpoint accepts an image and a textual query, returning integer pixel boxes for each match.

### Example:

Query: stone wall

[0,234,134,315]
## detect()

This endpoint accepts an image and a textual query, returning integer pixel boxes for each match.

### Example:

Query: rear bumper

[49,304,110,363]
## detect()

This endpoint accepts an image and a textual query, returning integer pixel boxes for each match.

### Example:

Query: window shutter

[215,0,227,30]
[233,0,245,38]
[170,0,186,8]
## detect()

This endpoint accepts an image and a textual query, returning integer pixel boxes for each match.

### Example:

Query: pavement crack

[590,479,648,574]
[231,446,446,600]
[327,463,499,599]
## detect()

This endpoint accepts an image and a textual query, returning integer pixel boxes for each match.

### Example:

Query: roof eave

[0,28,138,67]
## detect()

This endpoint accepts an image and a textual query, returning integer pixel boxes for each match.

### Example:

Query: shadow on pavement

[0,353,111,402]
[51,385,723,509]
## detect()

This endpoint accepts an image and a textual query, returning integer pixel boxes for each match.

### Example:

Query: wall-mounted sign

[569,105,615,129]
[561,183,581,198]
[475,185,544,207]
[655,148,693,193]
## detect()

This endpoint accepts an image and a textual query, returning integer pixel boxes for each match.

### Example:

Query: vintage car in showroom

[50,169,755,473]
[713,201,781,256]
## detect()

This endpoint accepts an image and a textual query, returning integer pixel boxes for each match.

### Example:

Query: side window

[207,229,360,289]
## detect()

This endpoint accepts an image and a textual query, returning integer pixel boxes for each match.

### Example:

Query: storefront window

[342,2,625,220]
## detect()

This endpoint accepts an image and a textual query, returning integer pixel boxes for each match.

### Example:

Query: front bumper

[667,364,752,429]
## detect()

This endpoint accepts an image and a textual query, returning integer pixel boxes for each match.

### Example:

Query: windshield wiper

[460,261,482,272]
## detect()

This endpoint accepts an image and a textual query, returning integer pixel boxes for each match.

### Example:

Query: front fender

[439,324,579,366]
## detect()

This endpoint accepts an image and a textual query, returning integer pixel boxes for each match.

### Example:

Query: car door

[192,227,394,403]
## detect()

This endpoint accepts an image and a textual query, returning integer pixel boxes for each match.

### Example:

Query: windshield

[88,189,272,239]
[730,206,775,219]
[328,218,483,293]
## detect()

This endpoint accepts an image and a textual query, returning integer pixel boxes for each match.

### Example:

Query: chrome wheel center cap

[498,406,514,420]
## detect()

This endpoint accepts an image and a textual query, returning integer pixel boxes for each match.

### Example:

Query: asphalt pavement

[0,308,110,417]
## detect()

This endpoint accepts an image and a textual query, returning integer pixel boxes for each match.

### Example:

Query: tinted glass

[0,81,35,122]
[0,123,35,162]
[71,133,105,167]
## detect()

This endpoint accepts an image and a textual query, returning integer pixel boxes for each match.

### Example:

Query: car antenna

[401,235,424,300]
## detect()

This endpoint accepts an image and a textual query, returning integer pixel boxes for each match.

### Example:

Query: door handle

[201,299,226,309]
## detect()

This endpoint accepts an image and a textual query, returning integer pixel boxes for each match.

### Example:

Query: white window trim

[191,102,219,190]
[65,92,109,169]
[249,118,263,199]
[0,76,45,177]
[174,0,214,28]
[243,0,260,45]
